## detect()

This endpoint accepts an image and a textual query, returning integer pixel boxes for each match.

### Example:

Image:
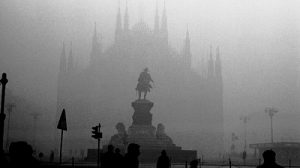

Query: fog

[0,0,300,158]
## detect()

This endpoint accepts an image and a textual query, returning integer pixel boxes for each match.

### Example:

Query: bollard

[289,159,291,168]
[72,157,74,168]
[185,161,188,168]
[229,158,232,168]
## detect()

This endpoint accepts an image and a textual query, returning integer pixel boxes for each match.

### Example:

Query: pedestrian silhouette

[9,141,38,168]
[0,149,9,168]
[49,150,54,162]
[114,148,124,168]
[190,159,198,168]
[124,143,140,168]
[257,150,284,168]
[156,150,170,168]
[101,144,115,168]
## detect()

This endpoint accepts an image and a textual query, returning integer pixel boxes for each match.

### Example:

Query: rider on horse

[136,68,154,99]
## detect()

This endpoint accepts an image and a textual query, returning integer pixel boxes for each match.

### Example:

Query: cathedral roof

[131,21,152,35]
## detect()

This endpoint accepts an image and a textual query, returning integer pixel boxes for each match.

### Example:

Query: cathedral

[55,3,224,158]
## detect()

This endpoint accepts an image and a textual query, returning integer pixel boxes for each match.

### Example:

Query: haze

[0,0,299,156]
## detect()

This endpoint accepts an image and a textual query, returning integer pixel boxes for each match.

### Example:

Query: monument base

[86,148,197,163]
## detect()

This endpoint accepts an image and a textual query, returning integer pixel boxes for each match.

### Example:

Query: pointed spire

[67,42,74,73]
[208,45,215,77]
[161,0,168,45]
[90,22,101,65]
[210,45,213,59]
[93,22,97,40]
[184,25,191,68]
[115,0,122,43]
[59,42,67,74]
[154,0,159,34]
[124,0,129,31]
[215,46,222,77]
[186,25,190,44]
[92,22,99,48]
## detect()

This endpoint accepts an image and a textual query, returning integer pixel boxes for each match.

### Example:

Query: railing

[39,158,300,168]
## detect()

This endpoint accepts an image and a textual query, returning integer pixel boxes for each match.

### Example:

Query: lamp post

[240,116,250,151]
[265,107,278,143]
[30,112,41,148]
[0,73,8,152]
[5,103,15,150]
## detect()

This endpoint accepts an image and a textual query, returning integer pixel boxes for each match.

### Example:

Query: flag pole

[59,129,63,164]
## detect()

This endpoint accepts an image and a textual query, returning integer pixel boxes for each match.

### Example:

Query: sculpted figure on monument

[110,122,128,146]
[156,123,174,146]
[136,68,154,100]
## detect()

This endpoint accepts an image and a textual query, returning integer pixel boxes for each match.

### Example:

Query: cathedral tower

[90,23,102,67]
[115,1,123,44]
[154,0,159,35]
[124,0,129,32]
[67,42,74,73]
[208,46,215,79]
[160,1,168,46]
[183,27,192,69]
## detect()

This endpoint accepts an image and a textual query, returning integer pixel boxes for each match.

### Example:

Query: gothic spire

[90,22,101,65]
[124,0,129,31]
[115,0,122,43]
[161,0,168,45]
[59,42,67,74]
[154,0,159,34]
[215,46,222,77]
[208,45,215,77]
[67,42,74,73]
[184,26,191,68]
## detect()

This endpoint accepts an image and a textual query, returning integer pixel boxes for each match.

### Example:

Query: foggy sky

[0,0,300,152]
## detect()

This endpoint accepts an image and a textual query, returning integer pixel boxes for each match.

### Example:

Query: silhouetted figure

[156,150,170,168]
[114,148,124,168]
[38,152,44,161]
[101,145,115,168]
[49,150,54,162]
[190,159,198,168]
[124,143,140,168]
[257,150,284,168]
[0,150,9,168]
[9,141,38,168]
[136,68,154,99]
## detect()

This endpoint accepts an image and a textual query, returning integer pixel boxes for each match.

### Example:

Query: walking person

[156,150,171,168]
[257,150,284,168]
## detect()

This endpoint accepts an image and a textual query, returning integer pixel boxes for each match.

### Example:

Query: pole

[5,109,10,150]
[97,137,100,168]
[270,115,273,143]
[59,129,63,164]
[5,104,15,150]
[97,123,101,168]
[265,107,277,143]
[0,73,8,153]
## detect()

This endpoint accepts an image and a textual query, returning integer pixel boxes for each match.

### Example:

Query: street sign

[57,109,67,131]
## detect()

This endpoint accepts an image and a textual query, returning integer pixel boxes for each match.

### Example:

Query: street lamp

[240,116,250,151]
[265,107,278,143]
[5,103,16,150]
[30,112,41,148]
[0,73,8,152]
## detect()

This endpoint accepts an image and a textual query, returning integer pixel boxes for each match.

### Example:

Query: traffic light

[91,124,102,140]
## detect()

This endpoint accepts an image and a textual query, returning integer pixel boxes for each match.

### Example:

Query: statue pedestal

[131,99,153,125]
[91,99,197,163]
[128,99,159,147]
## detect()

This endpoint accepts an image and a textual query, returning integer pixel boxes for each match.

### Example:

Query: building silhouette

[55,3,224,157]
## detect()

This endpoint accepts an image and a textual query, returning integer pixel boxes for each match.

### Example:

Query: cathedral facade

[55,3,224,158]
